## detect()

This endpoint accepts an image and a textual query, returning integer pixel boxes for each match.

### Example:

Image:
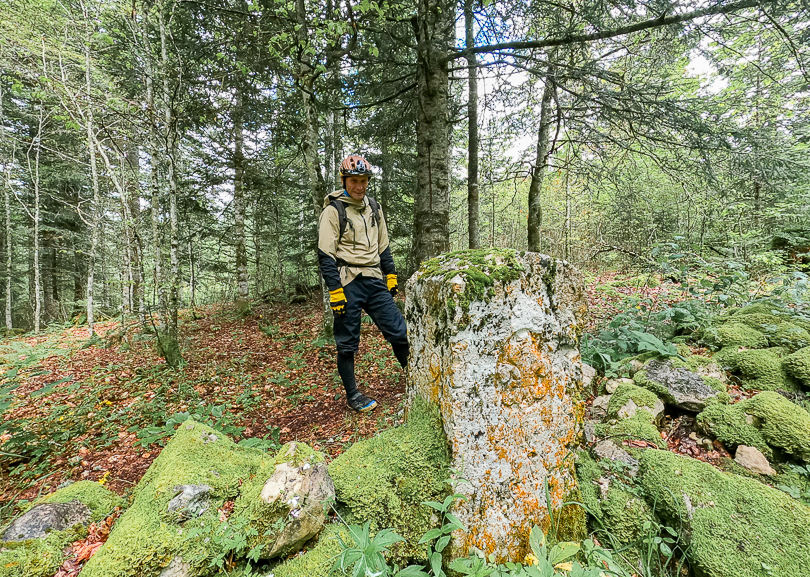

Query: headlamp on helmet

[340,154,373,178]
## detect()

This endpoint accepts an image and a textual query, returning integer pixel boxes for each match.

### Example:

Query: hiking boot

[347,392,377,413]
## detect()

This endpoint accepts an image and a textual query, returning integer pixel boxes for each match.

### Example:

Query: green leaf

[418,528,443,544]
[444,512,466,531]
[529,526,546,560]
[547,541,580,565]
[395,565,430,577]
[435,535,451,552]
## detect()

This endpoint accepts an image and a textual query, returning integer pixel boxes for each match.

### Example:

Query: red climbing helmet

[339,154,373,177]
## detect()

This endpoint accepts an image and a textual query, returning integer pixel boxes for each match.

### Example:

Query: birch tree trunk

[84,15,101,336]
[527,65,556,252]
[412,0,454,265]
[30,104,44,335]
[465,0,480,250]
[295,0,333,338]
[1,83,12,330]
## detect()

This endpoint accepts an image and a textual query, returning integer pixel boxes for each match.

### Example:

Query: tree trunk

[85,21,101,336]
[1,83,12,330]
[412,0,454,265]
[233,90,250,314]
[295,0,333,338]
[465,0,480,250]
[159,5,183,366]
[31,104,44,335]
[125,139,145,325]
[528,65,556,252]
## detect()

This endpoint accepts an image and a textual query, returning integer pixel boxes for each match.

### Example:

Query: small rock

[583,421,597,443]
[159,555,192,577]
[628,359,644,375]
[593,440,640,476]
[734,445,776,476]
[582,363,596,390]
[605,378,631,393]
[167,485,213,522]
[617,398,639,419]
[639,360,720,412]
[2,501,91,542]
[689,432,698,441]
[589,395,611,419]
[700,438,714,451]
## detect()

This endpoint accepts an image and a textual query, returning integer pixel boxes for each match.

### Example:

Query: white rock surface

[405,250,586,562]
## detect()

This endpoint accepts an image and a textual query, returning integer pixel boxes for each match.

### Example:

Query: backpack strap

[328,199,349,241]
[367,196,380,228]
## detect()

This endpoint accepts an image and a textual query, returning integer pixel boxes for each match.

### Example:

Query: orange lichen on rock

[405,250,586,563]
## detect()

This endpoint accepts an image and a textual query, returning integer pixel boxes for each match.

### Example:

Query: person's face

[345,175,369,200]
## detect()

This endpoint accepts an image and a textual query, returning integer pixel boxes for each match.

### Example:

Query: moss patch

[783,346,810,385]
[595,411,665,449]
[271,523,349,577]
[744,391,810,461]
[0,481,124,577]
[606,383,660,419]
[696,403,773,459]
[639,450,810,577]
[770,323,810,353]
[714,323,769,349]
[328,399,450,562]
[38,481,126,521]
[732,348,800,392]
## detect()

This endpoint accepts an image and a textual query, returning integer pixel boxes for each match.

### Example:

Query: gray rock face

[259,458,335,558]
[734,445,776,476]
[593,440,639,476]
[167,485,213,522]
[158,556,192,577]
[2,501,91,542]
[589,395,611,420]
[405,250,585,562]
[641,360,719,411]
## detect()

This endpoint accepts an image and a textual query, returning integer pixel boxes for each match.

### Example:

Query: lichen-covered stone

[405,250,585,563]
[731,347,800,392]
[328,400,450,562]
[634,360,720,412]
[2,501,91,542]
[639,450,810,577]
[783,346,810,385]
[606,383,663,421]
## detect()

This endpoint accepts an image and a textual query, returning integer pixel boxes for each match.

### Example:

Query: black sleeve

[318,249,342,292]
[379,247,396,277]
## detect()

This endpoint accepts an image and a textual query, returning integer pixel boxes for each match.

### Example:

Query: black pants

[334,275,408,354]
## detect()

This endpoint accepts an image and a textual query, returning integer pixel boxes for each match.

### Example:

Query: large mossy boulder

[328,400,450,563]
[783,346,810,385]
[82,420,331,577]
[697,392,810,462]
[639,450,810,577]
[0,481,124,577]
[633,359,723,411]
[725,348,801,392]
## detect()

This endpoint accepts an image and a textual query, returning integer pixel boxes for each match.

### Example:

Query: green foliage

[331,521,406,577]
[775,463,810,506]
[133,404,246,447]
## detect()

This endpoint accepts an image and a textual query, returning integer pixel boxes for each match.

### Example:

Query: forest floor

[0,271,683,516]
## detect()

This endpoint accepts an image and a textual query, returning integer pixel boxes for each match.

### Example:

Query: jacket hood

[322,189,366,209]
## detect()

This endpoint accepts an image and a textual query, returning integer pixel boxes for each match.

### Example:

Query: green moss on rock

[733,348,801,391]
[744,391,810,461]
[595,411,665,449]
[771,323,810,353]
[39,481,126,521]
[639,450,810,577]
[599,487,653,545]
[271,523,349,577]
[696,403,773,459]
[81,419,270,577]
[0,525,87,577]
[607,383,660,419]
[328,399,450,562]
[733,313,785,337]
[0,481,124,577]
[714,323,770,349]
[783,346,810,385]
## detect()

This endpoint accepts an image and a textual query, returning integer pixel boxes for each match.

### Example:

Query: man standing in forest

[317,155,410,412]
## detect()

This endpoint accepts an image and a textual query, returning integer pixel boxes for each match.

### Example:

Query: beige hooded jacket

[318,189,391,287]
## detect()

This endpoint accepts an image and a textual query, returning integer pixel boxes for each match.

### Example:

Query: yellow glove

[387,274,398,297]
[329,288,347,315]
